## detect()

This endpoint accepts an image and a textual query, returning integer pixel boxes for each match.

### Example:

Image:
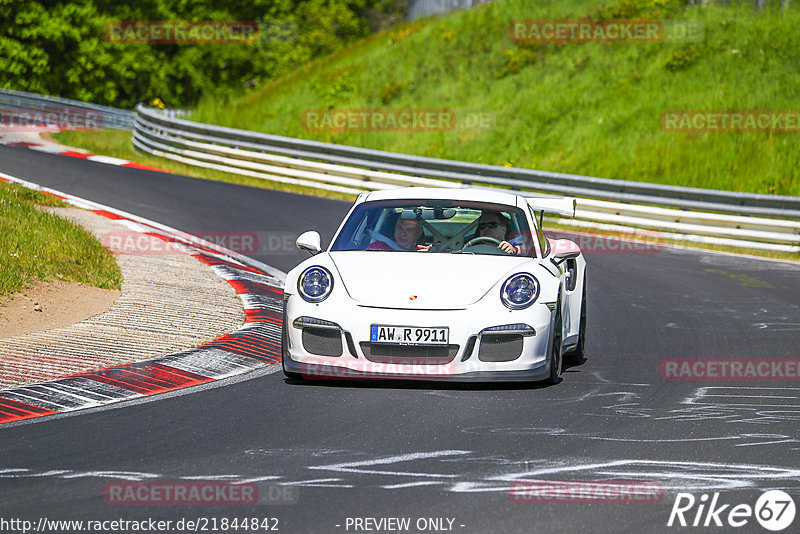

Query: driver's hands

[417,244,432,252]
[498,241,520,254]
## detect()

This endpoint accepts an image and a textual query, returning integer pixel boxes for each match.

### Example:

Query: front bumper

[282,295,555,382]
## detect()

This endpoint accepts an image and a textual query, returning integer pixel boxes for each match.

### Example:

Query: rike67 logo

[668,490,795,531]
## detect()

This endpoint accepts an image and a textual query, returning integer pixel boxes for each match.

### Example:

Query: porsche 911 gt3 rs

[282,187,586,383]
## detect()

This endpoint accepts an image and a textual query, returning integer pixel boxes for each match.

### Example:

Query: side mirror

[296,231,322,256]
[550,239,580,265]
[552,250,580,265]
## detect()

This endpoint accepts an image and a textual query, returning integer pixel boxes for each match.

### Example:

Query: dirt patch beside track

[0,281,120,338]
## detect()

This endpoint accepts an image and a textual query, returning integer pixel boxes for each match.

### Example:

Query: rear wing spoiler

[525,197,576,218]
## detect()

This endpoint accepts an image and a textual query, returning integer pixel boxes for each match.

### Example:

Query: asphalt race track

[2,143,799,533]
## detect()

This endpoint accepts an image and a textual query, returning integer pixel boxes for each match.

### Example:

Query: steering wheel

[464,236,501,248]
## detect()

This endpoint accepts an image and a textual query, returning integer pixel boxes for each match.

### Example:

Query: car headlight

[500,273,539,310]
[298,266,333,303]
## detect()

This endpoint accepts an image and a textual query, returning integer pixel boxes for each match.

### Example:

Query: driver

[368,217,431,251]
[474,211,523,255]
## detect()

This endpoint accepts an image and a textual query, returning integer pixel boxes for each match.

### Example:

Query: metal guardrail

[0,88,135,130]
[128,104,793,253]
[2,89,793,252]
[134,105,800,218]
[132,104,800,252]
[407,0,494,21]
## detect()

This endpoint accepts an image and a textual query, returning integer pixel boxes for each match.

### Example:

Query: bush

[0,0,402,108]
[379,80,407,104]
[665,46,703,71]
[496,47,537,79]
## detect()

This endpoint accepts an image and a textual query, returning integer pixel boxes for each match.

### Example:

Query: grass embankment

[186,0,800,197]
[0,181,122,297]
[60,0,800,197]
[53,0,799,262]
[52,130,799,262]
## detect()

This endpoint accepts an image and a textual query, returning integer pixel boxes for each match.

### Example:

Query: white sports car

[282,187,586,383]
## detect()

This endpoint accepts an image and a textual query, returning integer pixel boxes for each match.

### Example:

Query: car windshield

[330,199,537,257]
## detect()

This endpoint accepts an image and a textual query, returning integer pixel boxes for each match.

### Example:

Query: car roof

[361,187,521,207]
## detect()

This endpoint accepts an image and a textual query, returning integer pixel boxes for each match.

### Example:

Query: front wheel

[564,274,587,365]
[282,360,302,381]
[281,307,303,380]
[546,304,562,385]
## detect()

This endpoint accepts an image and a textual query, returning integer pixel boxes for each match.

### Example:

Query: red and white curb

[0,171,285,424]
[0,130,169,173]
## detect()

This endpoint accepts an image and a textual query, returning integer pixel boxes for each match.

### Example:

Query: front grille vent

[359,343,459,365]
[478,334,523,362]
[302,327,343,357]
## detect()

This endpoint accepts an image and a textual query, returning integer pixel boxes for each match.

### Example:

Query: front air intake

[359,343,459,365]
[478,334,523,362]
[302,327,343,357]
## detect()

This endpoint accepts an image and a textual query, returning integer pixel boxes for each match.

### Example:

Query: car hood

[329,251,531,309]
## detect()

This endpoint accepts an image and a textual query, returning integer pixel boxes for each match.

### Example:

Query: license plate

[370,325,449,346]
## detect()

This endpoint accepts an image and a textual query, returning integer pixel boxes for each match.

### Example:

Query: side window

[352,213,369,248]
[528,205,549,258]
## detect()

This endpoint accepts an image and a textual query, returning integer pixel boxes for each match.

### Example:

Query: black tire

[546,303,562,385]
[565,275,587,365]
[281,307,303,380]
[282,362,302,381]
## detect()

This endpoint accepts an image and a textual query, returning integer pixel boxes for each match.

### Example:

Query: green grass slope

[190,0,800,197]
[0,182,122,296]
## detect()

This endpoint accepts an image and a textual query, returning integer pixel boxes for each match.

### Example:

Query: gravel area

[0,207,245,390]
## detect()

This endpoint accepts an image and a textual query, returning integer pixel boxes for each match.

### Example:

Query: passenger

[474,211,523,255]
[368,217,431,251]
